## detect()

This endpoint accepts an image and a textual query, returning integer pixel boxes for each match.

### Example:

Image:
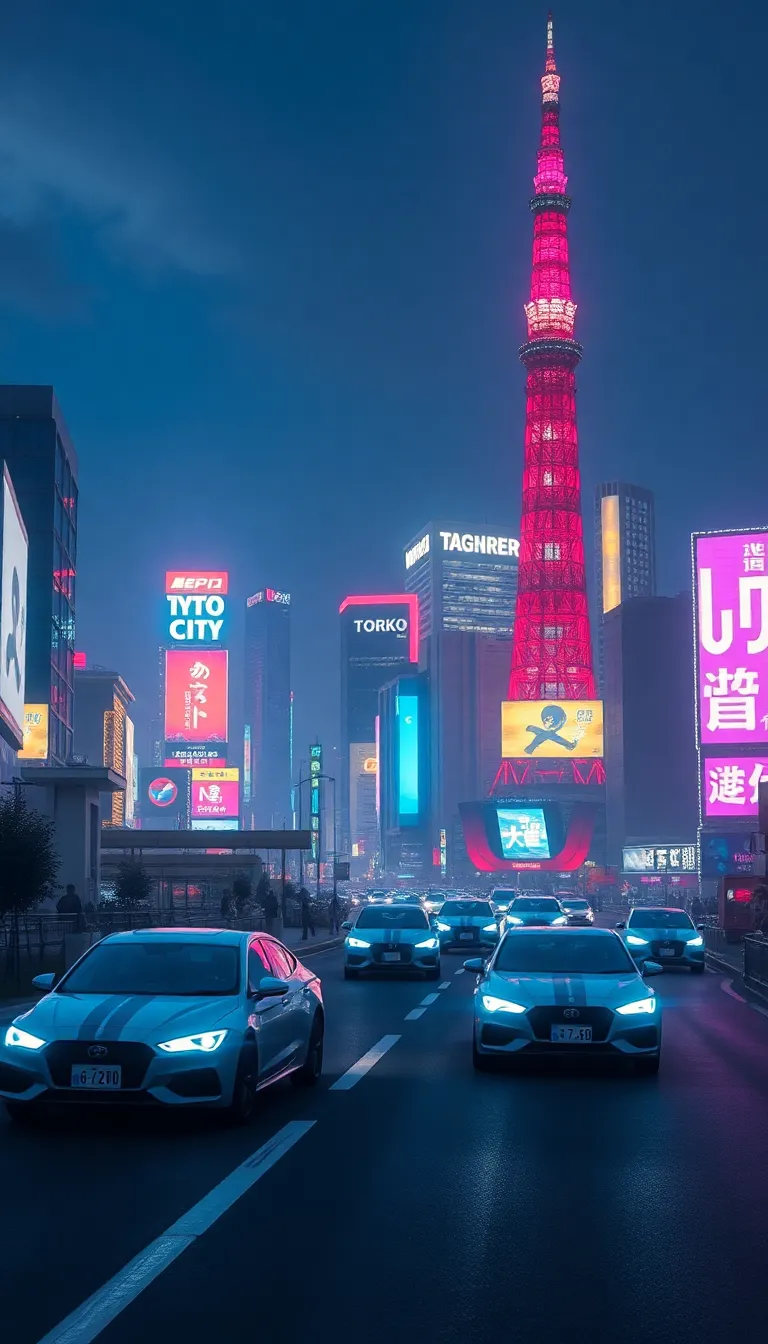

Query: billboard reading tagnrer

[501,700,604,758]
[695,530,768,746]
[0,466,28,749]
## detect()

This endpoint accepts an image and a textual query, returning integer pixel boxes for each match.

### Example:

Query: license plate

[70,1065,122,1089]
[658,948,676,958]
[382,952,401,963]
[550,1026,593,1043]
[460,933,474,942]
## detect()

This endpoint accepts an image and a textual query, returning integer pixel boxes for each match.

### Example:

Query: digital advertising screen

[138,766,191,825]
[702,755,768,818]
[501,700,604,758]
[18,704,49,760]
[496,807,551,860]
[700,833,754,877]
[164,571,229,646]
[0,467,28,748]
[622,845,697,873]
[165,649,228,743]
[191,818,239,832]
[397,695,419,822]
[191,768,240,821]
[695,531,768,746]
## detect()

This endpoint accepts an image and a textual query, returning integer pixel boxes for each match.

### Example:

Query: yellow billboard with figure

[502,700,604,758]
[18,704,49,760]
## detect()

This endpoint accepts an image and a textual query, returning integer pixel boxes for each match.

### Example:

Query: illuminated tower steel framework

[508,15,595,702]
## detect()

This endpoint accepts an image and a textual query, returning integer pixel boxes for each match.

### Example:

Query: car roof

[103,928,249,946]
[629,906,686,914]
[504,926,615,936]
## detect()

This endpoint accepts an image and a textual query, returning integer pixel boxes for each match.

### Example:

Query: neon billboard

[164,649,228,743]
[694,530,768,746]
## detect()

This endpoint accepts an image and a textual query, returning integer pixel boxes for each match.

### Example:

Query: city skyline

[0,2,764,757]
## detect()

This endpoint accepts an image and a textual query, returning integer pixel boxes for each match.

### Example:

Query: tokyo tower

[508,14,595,701]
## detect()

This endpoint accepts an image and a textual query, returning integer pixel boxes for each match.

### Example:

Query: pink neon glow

[509,13,595,703]
[702,754,768,818]
[695,531,768,744]
[339,593,420,664]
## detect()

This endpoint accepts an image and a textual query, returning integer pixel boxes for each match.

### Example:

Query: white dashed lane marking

[419,994,440,1007]
[454,968,465,976]
[404,1008,427,1021]
[438,981,451,990]
[329,1035,402,1091]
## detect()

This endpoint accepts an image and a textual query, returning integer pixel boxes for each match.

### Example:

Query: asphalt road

[1,941,767,1344]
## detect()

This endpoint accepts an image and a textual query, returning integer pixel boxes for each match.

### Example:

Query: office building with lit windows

[244,589,292,829]
[0,387,78,764]
[73,669,136,826]
[594,483,656,692]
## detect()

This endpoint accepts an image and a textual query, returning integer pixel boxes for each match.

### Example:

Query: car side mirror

[341,920,352,931]
[32,972,56,992]
[256,975,290,998]
[615,922,626,930]
[697,923,707,931]
[643,961,663,976]
[463,958,485,973]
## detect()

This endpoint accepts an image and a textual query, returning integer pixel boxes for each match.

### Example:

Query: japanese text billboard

[165,649,228,744]
[501,700,604,758]
[191,767,240,821]
[622,845,697,873]
[702,755,768,818]
[18,704,49,760]
[695,531,768,745]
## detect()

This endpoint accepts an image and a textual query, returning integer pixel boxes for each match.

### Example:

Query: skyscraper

[508,16,595,702]
[594,482,657,691]
[243,589,291,828]
[403,522,519,641]
[0,386,78,764]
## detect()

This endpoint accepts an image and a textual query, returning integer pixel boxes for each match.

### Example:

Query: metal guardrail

[744,936,768,994]
[702,925,737,959]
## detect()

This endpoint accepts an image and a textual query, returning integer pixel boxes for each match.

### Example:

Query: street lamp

[294,770,336,900]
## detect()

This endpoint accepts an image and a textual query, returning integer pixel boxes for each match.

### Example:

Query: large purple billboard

[702,755,768,818]
[695,530,768,746]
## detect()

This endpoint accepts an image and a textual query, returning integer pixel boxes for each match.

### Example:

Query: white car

[0,928,324,1123]
[468,927,663,1074]
[616,907,705,972]
[343,905,440,979]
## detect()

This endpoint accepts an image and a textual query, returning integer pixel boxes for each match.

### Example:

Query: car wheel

[227,1047,259,1124]
[690,963,705,974]
[4,1103,39,1126]
[634,1054,660,1076]
[292,1014,324,1087]
[472,1039,498,1073]
[344,967,359,980]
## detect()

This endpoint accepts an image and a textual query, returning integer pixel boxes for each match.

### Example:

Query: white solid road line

[37,1121,315,1344]
[419,994,440,1007]
[438,981,451,990]
[404,1008,427,1021]
[329,1034,401,1091]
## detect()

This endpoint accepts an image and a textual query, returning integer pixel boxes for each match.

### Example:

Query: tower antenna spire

[546,11,556,72]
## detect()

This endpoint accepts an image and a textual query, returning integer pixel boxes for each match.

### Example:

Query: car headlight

[157,1030,228,1053]
[506,915,523,926]
[688,935,704,947]
[5,1025,46,1050]
[552,916,568,925]
[347,936,371,949]
[436,922,451,932]
[615,997,656,1016]
[626,934,649,946]
[481,995,527,1014]
[482,923,498,933]
[415,937,438,949]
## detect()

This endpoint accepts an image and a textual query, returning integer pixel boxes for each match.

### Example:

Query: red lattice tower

[508,13,595,702]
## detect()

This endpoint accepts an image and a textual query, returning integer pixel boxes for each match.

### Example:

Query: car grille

[45,1041,155,1089]
[650,940,685,959]
[372,944,413,965]
[527,1006,614,1043]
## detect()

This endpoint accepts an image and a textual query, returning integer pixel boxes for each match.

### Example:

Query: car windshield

[440,901,494,917]
[58,941,241,996]
[492,891,515,901]
[495,934,634,974]
[510,898,561,912]
[562,899,589,910]
[628,909,694,930]
[355,907,428,930]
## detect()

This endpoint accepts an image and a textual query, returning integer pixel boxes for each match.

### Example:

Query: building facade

[404,522,519,642]
[0,386,78,764]
[73,668,135,826]
[603,595,698,868]
[243,589,291,829]
[595,482,656,691]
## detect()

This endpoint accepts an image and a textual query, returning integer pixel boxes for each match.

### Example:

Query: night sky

[0,0,765,757]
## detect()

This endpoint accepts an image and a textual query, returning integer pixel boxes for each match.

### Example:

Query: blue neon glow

[398,695,419,820]
[497,807,550,860]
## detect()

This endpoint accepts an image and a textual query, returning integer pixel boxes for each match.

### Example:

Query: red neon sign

[165,571,229,595]
[165,649,228,743]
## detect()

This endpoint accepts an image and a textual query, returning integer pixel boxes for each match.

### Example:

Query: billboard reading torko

[501,700,604,758]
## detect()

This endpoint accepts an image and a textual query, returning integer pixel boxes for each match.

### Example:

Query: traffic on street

[1,911,767,1344]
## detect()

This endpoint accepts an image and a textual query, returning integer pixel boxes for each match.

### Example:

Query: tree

[0,790,60,984]
[114,859,152,910]
[255,872,271,909]
[232,872,252,916]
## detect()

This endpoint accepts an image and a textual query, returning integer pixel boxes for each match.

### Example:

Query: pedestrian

[57,884,82,916]
[328,891,341,936]
[300,887,315,941]
[264,885,279,935]
[690,894,704,924]
[220,888,235,920]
